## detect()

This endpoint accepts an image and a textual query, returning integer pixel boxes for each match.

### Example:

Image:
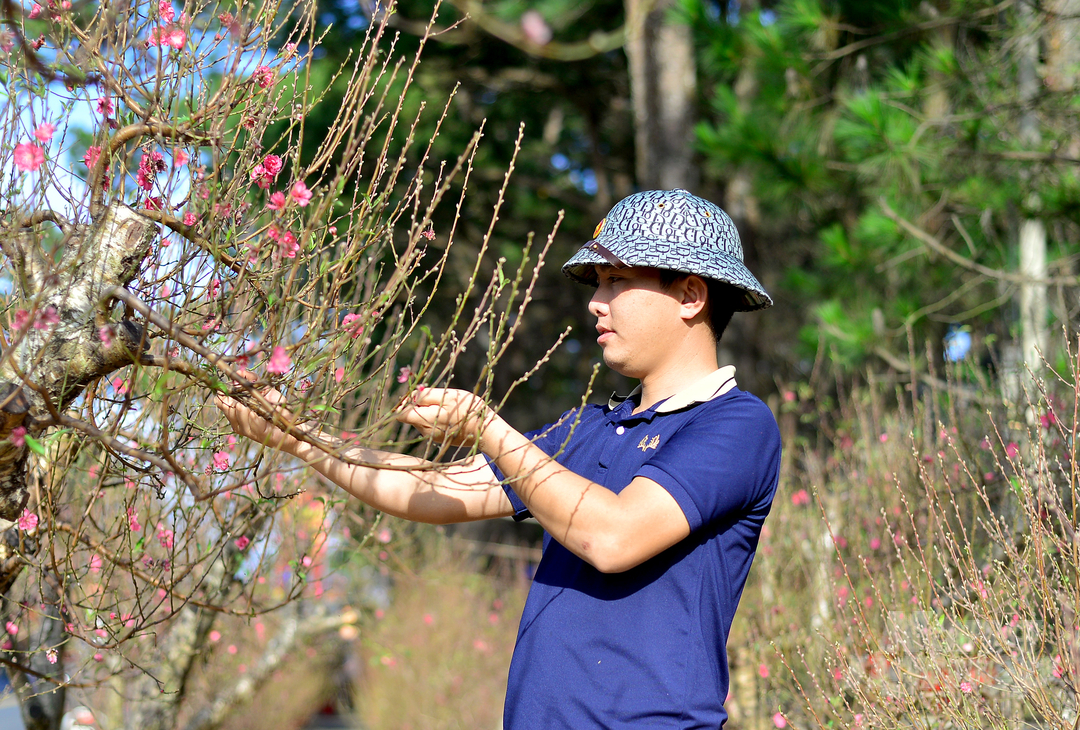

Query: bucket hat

[562,189,772,311]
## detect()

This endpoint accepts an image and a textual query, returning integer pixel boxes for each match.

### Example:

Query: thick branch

[880,199,1080,286]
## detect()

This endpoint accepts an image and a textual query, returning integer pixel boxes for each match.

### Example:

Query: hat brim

[562,235,773,312]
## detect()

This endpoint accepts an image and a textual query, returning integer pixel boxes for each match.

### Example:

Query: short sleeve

[635,395,781,532]
[487,408,582,521]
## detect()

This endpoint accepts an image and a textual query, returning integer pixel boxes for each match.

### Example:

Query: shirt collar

[607,365,738,414]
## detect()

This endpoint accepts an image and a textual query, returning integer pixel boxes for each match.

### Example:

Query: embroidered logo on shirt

[637,435,660,452]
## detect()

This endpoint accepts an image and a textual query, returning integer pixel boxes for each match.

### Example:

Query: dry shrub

[729,346,1079,729]
[357,539,529,730]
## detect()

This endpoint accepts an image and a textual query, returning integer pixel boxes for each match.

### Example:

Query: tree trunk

[1046,0,1080,92]
[0,204,155,527]
[1016,1,1047,384]
[624,0,698,191]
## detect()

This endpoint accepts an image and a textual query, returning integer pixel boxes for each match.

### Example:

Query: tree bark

[624,0,698,191]
[1046,0,1080,92]
[0,203,155,527]
[1016,1,1047,378]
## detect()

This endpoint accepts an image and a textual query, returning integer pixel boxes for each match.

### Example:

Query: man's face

[588,266,687,379]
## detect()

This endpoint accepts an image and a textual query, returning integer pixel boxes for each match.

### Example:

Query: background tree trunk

[1014,0,1048,397]
[624,0,698,191]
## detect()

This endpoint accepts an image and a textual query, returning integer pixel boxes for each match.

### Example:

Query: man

[218,188,781,728]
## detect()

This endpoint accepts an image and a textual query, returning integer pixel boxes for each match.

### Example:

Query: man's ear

[678,275,709,322]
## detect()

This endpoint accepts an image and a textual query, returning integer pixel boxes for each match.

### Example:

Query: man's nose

[588,292,608,319]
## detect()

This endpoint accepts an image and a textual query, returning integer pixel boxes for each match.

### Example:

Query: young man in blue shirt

[219,189,782,728]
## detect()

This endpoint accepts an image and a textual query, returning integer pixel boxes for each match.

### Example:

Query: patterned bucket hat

[562,189,772,311]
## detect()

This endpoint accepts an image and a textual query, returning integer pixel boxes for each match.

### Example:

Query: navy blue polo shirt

[494,367,781,729]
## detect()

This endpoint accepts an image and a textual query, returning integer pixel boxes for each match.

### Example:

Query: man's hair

[657,270,741,342]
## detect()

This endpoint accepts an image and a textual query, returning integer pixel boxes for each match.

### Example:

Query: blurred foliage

[693,0,1080,374]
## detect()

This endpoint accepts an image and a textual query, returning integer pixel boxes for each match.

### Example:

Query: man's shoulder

[697,387,777,423]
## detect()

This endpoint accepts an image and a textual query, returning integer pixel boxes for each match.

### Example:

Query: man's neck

[633,352,720,414]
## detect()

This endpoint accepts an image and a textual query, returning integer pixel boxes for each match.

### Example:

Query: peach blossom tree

[0,0,548,727]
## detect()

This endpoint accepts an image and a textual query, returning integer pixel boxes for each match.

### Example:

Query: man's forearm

[286,434,512,524]
[481,418,626,564]
[480,416,690,572]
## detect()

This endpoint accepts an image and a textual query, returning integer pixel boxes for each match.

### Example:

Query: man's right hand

[215,373,297,451]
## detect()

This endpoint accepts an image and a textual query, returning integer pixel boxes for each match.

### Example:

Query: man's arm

[399,388,691,573]
[216,392,515,524]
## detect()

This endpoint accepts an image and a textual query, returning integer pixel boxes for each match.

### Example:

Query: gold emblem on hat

[593,218,605,239]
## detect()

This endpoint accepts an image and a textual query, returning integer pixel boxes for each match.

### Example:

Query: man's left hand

[395,387,496,447]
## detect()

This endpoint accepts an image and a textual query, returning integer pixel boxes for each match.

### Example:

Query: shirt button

[616,426,625,435]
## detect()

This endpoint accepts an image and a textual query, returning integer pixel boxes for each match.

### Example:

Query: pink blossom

[213,451,230,471]
[182,212,197,226]
[341,313,364,338]
[156,523,174,550]
[234,535,250,550]
[334,367,344,383]
[28,3,42,18]
[83,145,101,168]
[9,426,26,447]
[252,65,274,88]
[0,30,12,53]
[278,230,299,258]
[790,489,810,506]
[772,713,787,729]
[1005,442,1019,459]
[520,10,552,45]
[267,191,286,211]
[93,653,103,662]
[960,681,973,693]
[420,226,435,240]
[289,180,312,206]
[112,377,128,395]
[13,143,45,172]
[17,509,38,532]
[5,621,18,636]
[1053,654,1065,678]
[227,644,238,654]
[879,432,888,443]
[266,346,291,374]
[870,537,881,550]
[209,630,221,642]
[12,310,29,330]
[757,663,769,678]
[34,122,55,143]
[376,527,392,544]
[165,27,185,48]
[96,96,114,116]
[250,154,283,189]
[397,366,412,384]
[854,715,864,727]
[46,648,57,664]
[158,0,175,23]
[126,507,141,532]
[136,150,165,191]
[173,148,188,167]
[33,306,59,330]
